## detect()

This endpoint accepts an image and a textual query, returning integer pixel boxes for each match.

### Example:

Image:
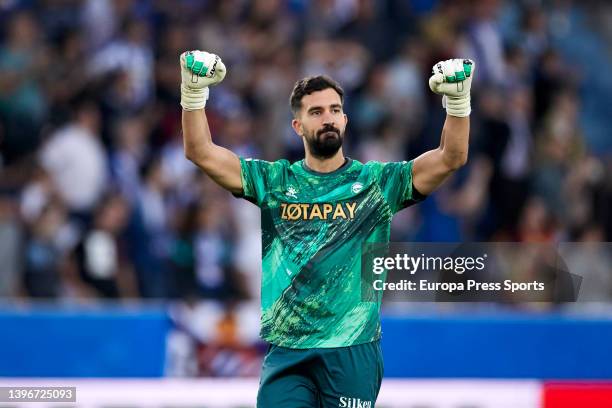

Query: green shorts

[257,340,383,408]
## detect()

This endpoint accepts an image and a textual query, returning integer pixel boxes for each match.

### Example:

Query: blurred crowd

[0,0,611,306]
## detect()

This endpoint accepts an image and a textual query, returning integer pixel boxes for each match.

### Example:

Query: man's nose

[322,111,335,125]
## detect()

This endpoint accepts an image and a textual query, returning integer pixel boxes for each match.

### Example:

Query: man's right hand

[180,50,227,110]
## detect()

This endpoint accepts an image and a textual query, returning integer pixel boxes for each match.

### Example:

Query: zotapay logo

[339,396,372,408]
[280,202,357,221]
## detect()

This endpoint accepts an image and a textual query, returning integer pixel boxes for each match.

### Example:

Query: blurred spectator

[337,0,395,60]
[109,115,150,203]
[384,40,427,128]
[39,100,108,218]
[154,23,187,106]
[304,0,358,38]
[517,196,558,242]
[44,29,88,126]
[81,0,118,50]
[130,156,172,298]
[533,49,568,127]
[503,45,531,89]
[532,89,584,222]
[517,6,549,62]
[0,10,48,164]
[352,68,390,136]
[73,193,137,298]
[560,226,612,301]
[0,196,21,297]
[463,0,506,85]
[20,165,56,224]
[81,0,144,51]
[420,0,466,63]
[168,202,199,300]
[194,196,245,301]
[89,18,154,110]
[23,201,68,298]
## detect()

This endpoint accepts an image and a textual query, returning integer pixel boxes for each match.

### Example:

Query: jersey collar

[300,157,353,177]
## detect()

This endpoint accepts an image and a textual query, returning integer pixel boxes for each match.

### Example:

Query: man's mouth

[319,130,339,138]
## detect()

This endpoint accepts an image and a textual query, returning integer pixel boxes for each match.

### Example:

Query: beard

[304,124,344,159]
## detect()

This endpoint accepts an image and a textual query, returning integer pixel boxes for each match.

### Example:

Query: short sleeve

[234,157,287,207]
[378,160,426,213]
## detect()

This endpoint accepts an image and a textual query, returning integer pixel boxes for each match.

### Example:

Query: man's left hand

[428,59,475,117]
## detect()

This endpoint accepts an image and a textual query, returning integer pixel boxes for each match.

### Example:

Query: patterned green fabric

[237,157,422,348]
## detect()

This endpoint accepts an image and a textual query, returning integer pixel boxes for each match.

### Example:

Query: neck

[304,149,346,173]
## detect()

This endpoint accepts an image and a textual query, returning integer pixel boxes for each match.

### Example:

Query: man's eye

[312,111,320,116]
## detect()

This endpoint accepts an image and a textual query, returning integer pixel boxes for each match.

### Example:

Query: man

[180,50,474,407]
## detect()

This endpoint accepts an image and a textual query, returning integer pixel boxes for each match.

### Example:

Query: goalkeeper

[180,51,474,407]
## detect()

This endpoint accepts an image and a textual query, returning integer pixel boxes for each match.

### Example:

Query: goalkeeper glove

[180,50,227,111]
[428,59,475,117]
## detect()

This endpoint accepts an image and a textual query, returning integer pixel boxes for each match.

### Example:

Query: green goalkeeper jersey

[236,157,423,348]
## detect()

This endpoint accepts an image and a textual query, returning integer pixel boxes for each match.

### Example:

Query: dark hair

[289,75,344,116]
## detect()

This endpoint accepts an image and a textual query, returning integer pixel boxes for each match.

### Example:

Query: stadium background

[1,0,612,406]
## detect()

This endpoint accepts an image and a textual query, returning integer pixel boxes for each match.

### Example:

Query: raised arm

[182,109,242,194]
[180,51,242,194]
[413,59,475,196]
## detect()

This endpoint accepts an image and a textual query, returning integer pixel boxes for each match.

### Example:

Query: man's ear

[291,118,303,137]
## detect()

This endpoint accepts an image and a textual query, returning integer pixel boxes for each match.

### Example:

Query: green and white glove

[428,59,475,117]
[180,50,227,110]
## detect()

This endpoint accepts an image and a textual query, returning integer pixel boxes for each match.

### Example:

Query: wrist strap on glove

[443,95,471,117]
[181,85,209,111]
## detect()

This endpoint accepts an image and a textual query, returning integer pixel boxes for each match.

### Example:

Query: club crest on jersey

[285,186,298,199]
[280,202,357,221]
[351,182,364,194]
